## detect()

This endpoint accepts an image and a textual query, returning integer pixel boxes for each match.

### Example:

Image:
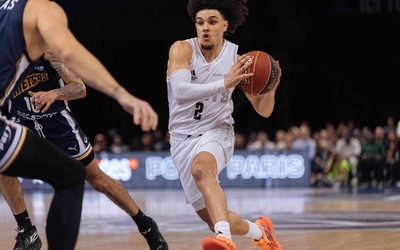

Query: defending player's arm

[29,48,87,113]
[44,47,87,100]
[245,61,282,118]
[31,0,158,131]
[168,41,253,104]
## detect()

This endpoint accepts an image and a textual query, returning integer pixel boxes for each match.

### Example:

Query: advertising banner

[19,149,310,191]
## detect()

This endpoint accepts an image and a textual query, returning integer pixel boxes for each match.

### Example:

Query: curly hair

[187,0,249,36]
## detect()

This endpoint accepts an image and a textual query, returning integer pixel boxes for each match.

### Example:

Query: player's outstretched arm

[33,0,158,130]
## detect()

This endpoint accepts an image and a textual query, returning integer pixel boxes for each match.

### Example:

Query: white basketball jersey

[167,38,238,139]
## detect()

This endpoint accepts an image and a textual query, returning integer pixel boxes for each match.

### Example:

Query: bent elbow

[81,89,87,98]
[259,110,273,118]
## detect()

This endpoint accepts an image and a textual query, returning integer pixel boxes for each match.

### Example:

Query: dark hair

[187,0,249,36]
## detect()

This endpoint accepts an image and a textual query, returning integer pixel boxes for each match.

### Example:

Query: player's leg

[2,130,86,250]
[180,128,281,250]
[58,114,169,250]
[0,174,42,250]
[85,157,168,249]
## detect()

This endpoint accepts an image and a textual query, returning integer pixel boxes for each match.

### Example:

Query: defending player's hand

[223,54,254,89]
[117,93,158,131]
[29,90,57,113]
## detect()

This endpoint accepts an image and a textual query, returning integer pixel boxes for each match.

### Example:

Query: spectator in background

[246,130,275,151]
[234,132,248,150]
[360,126,372,144]
[384,129,398,185]
[275,131,295,150]
[334,127,361,187]
[273,130,286,150]
[374,126,390,186]
[324,122,336,136]
[324,150,351,188]
[347,120,356,136]
[153,129,171,151]
[109,134,130,153]
[383,116,396,138]
[318,129,335,151]
[375,126,385,144]
[358,130,386,187]
[353,127,362,142]
[153,129,166,151]
[292,123,317,166]
[138,132,155,152]
[310,137,332,187]
[389,138,400,187]
[93,133,108,152]
[335,121,347,138]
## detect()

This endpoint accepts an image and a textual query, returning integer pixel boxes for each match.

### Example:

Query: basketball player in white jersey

[166,0,283,249]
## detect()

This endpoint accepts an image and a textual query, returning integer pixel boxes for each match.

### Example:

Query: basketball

[238,50,279,96]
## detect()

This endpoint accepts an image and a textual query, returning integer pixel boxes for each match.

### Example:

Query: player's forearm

[169,69,227,104]
[59,44,122,99]
[52,82,86,101]
[249,92,276,118]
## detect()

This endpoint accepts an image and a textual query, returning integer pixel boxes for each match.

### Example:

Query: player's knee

[191,164,204,180]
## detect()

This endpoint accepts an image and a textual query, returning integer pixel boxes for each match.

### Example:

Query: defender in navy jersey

[0,0,158,249]
[166,0,282,249]
[0,49,168,250]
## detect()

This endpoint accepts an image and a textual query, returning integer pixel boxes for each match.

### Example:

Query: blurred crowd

[92,116,400,189]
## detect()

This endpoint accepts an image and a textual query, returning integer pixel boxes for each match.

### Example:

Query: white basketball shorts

[169,125,234,211]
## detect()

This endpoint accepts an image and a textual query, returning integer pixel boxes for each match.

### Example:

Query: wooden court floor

[1,186,400,250]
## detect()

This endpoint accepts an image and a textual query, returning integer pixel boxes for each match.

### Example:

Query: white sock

[214,221,232,240]
[244,220,262,240]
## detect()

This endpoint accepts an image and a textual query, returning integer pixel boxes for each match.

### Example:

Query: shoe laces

[14,228,29,250]
[252,226,275,250]
[216,235,236,250]
[140,223,167,250]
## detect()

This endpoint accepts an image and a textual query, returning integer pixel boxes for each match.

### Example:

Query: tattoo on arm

[53,82,86,100]
[45,49,86,100]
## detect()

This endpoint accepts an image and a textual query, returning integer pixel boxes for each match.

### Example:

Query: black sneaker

[139,217,168,250]
[13,226,42,250]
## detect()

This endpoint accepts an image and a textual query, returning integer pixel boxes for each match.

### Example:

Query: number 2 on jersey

[193,102,203,120]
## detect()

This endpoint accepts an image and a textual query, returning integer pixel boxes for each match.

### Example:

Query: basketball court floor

[1,186,400,250]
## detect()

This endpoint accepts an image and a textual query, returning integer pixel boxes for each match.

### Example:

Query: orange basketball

[238,50,279,96]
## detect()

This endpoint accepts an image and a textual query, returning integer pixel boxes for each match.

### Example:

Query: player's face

[195,9,228,50]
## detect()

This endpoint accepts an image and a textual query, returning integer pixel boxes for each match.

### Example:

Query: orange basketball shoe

[252,216,283,250]
[202,235,237,250]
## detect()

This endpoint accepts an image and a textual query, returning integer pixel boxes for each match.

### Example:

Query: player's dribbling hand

[224,54,254,89]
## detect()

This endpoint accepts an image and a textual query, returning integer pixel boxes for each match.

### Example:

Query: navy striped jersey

[9,56,71,121]
[0,0,35,109]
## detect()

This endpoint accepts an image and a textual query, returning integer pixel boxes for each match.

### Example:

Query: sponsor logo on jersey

[13,73,49,98]
[0,126,12,151]
[191,70,197,81]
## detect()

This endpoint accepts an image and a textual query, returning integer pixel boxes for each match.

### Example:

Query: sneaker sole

[202,237,235,250]
[258,216,283,250]
[31,241,42,250]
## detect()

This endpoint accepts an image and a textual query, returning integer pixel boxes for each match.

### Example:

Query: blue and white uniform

[8,56,93,162]
[0,0,34,172]
[1,1,87,248]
